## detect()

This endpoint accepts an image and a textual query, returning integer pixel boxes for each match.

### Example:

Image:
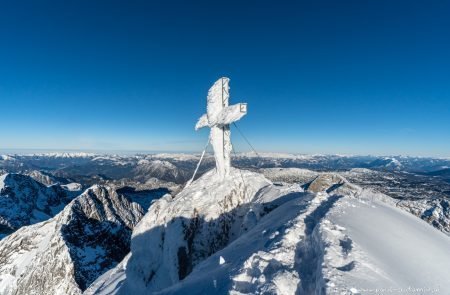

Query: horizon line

[0,148,449,160]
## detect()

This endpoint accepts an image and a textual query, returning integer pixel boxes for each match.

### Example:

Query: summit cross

[195,77,247,179]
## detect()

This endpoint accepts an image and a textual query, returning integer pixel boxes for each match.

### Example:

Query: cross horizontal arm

[209,103,247,127]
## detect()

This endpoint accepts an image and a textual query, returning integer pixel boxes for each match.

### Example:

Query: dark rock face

[61,186,144,291]
[0,173,80,237]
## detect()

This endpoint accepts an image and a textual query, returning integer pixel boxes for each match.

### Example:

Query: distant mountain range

[0,153,449,294]
[2,153,450,181]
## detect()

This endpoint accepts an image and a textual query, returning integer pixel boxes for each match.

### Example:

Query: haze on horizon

[1,1,449,157]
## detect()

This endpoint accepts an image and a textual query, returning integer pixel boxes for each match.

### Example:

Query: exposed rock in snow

[62,182,84,191]
[26,170,69,186]
[304,173,361,196]
[0,173,81,238]
[0,185,144,295]
[397,198,450,235]
[84,254,131,295]
[260,169,361,197]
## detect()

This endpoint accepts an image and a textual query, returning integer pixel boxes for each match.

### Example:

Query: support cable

[231,139,247,192]
[185,135,210,188]
[232,122,261,158]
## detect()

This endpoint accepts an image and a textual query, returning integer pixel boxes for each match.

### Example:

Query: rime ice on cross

[195,77,247,179]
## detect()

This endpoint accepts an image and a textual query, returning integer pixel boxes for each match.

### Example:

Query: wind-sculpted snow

[321,195,450,294]
[0,173,81,238]
[87,169,450,295]
[0,185,144,295]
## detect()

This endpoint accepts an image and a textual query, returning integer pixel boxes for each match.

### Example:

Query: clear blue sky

[1,0,449,157]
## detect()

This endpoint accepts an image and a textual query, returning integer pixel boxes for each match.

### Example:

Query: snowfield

[86,168,450,295]
[322,195,450,294]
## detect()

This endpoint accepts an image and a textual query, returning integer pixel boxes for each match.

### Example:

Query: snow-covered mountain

[1,153,450,295]
[366,157,403,170]
[86,168,450,294]
[0,185,145,295]
[25,170,72,186]
[3,153,450,184]
[0,173,81,239]
[261,168,318,184]
[131,159,190,184]
[121,168,272,294]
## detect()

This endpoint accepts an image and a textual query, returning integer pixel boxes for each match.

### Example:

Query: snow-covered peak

[131,159,189,184]
[152,153,201,161]
[31,152,97,158]
[385,157,402,168]
[25,170,69,186]
[0,184,145,295]
[139,159,176,169]
[0,155,16,161]
[64,185,144,229]
[0,173,81,239]
[120,168,272,293]
[368,157,403,170]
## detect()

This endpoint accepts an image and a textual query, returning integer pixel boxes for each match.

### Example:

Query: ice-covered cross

[195,77,247,179]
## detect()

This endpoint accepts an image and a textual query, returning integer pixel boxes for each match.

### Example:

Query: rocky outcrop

[397,198,450,235]
[304,173,361,196]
